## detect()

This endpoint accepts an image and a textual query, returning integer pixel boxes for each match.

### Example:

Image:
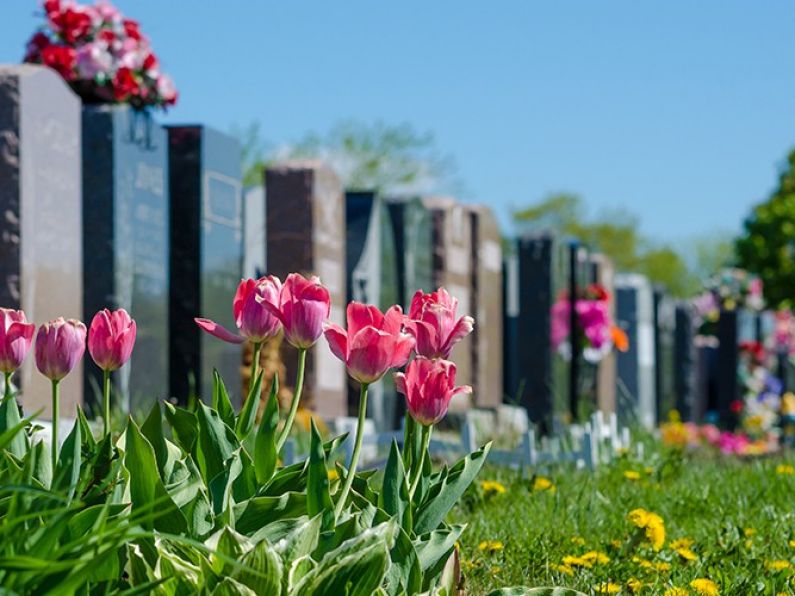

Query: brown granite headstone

[421,197,473,411]
[266,161,347,418]
[0,65,83,417]
[467,204,503,408]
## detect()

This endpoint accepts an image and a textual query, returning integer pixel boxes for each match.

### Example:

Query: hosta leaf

[307,419,334,531]
[211,577,257,596]
[236,370,264,441]
[379,440,410,530]
[233,537,283,594]
[272,513,321,564]
[415,525,465,572]
[254,374,280,485]
[287,556,316,593]
[196,402,239,483]
[164,402,198,454]
[385,526,422,596]
[208,449,244,523]
[413,442,491,535]
[233,492,308,536]
[141,401,168,479]
[213,369,236,430]
[206,525,252,576]
[485,590,587,596]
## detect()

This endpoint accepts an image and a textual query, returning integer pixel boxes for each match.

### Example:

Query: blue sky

[2,1,794,242]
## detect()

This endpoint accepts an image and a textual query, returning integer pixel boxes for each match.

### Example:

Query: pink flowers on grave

[24,0,178,109]
[196,276,283,345]
[35,317,86,381]
[0,309,36,373]
[324,303,415,384]
[407,288,474,359]
[395,357,471,426]
[88,308,136,371]
[262,273,330,349]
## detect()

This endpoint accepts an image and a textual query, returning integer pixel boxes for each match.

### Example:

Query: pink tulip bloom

[324,302,415,384]
[576,300,611,349]
[260,273,330,349]
[395,356,472,426]
[0,308,35,373]
[407,288,474,359]
[35,318,86,381]
[88,308,137,371]
[195,276,282,344]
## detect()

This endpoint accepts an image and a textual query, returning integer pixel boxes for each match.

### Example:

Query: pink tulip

[88,308,136,371]
[0,308,35,373]
[195,276,282,344]
[324,302,415,384]
[576,300,611,349]
[35,317,86,381]
[407,288,474,359]
[260,273,330,349]
[395,357,472,426]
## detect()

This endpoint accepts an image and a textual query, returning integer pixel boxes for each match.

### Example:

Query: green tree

[735,149,795,307]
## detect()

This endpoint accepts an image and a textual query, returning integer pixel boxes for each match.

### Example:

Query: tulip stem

[409,423,432,500]
[334,382,369,519]
[102,369,111,437]
[250,341,262,390]
[51,380,59,471]
[3,371,11,403]
[276,348,306,452]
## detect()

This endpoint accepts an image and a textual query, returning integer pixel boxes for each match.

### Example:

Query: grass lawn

[451,441,795,595]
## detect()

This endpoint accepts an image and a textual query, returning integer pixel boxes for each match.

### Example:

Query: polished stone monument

[589,253,617,414]
[345,191,400,429]
[0,65,83,417]
[467,204,503,408]
[243,185,266,279]
[168,126,243,407]
[384,196,434,309]
[653,287,676,420]
[674,303,697,421]
[83,105,169,414]
[266,162,347,418]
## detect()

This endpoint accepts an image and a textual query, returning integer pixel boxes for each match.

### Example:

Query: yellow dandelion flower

[664,588,689,596]
[744,539,753,549]
[594,583,621,594]
[478,540,503,553]
[533,476,556,493]
[571,535,586,546]
[581,550,611,564]
[789,539,795,548]
[744,528,756,537]
[562,555,593,568]
[654,561,672,572]
[624,470,642,481]
[690,578,719,596]
[675,547,699,561]
[767,559,792,571]
[632,556,653,569]
[776,464,795,475]
[627,578,644,593]
[481,480,507,494]
[611,539,623,548]
[490,566,501,575]
[554,563,575,576]
[670,537,694,550]
[628,508,650,527]
[644,513,666,551]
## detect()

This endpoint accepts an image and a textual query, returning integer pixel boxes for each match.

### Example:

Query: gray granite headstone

[0,65,83,418]
[168,126,243,406]
[266,161,347,418]
[244,185,266,279]
[83,105,169,414]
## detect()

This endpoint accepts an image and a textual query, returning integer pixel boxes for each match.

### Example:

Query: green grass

[451,443,795,595]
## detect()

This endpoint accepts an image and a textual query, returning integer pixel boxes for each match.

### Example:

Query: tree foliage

[735,149,795,308]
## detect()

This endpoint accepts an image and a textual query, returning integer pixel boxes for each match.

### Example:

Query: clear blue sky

[2,1,794,242]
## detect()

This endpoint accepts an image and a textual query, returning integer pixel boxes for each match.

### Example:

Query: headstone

[466,204,503,408]
[345,190,400,430]
[569,242,590,420]
[653,287,676,420]
[168,126,243,406]
[422,197,473,410]
[266,161,347,419]
[615,274,656,429]
[243,185,266,279]
[674,303,697,421]
[716,308,739,426]
[83,105,170,414]
[384,196,434,309]
[0,65,83,417]
[504,232,570,433]
[589,253,616,414]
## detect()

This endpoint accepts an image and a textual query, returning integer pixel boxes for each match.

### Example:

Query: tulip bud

[35,318,86,381]
[88,308,137,371]
[408,288,474,359]
[394,356,472,426]
[261,273,330,349]
[0,308,35,373]
[324,302,415,384]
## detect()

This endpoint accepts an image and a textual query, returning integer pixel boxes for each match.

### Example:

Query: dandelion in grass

[788,539,795,548]
[644,466,654,475]
[664,588,689,596]
[624,470,641,481]
[481,480,506,495]
[675,546,698,561]
[532,476,556,493]
[478,540,503,553]
[776,464,794,475]
[571,535,586,546]
[654,561,672,572]
[610,539,623,548]
[690,578,719,596]
[554,563,574,576]
[594,583,621,594]
[744,527,756,537]
[627,578,644,593]
[581,550,610,564]
[767,559,792,571]
[670,537,694,550]
[490,566,501,575]
[562,555,593,569]
[628,508,665,551]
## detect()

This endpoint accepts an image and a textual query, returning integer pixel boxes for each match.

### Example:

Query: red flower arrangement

[23,0,177,109]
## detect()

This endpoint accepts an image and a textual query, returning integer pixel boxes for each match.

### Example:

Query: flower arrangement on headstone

[551,283,629,364]
[23,0,177,109]
[692,268,765,340]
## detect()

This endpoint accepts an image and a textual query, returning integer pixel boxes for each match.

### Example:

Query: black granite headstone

[653,288,676,420]
[385,196,434,309]
[674,303,697,421]
[716,308,739,427]
[0,65,83,417]
[82,105,170,414]
[168,126,243,406]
